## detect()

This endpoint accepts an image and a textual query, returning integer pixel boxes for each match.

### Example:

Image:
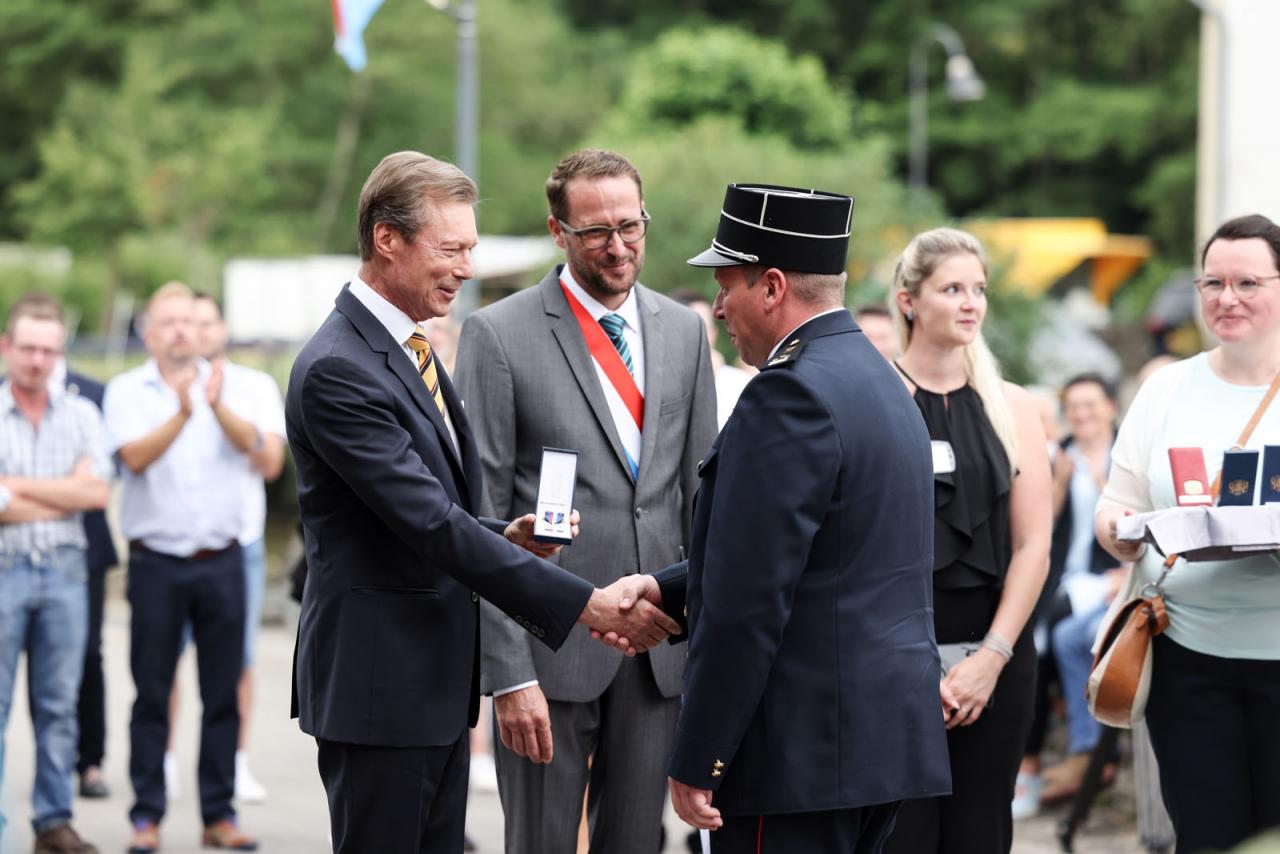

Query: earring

[905,309,914,321]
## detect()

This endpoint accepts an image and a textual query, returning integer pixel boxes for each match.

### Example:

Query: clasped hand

[581,574,681,655]
[504,511,678,652]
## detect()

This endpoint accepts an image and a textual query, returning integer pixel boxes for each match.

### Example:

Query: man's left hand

[669,778,722,830]
[504,509,580,558]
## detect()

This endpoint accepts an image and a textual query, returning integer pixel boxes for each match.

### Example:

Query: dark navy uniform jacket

[655,309,951,816]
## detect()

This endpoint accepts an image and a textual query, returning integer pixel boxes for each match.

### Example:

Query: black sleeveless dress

[883,367,1037,854]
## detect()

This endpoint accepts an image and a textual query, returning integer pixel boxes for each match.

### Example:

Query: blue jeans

[0,547,89,837]
[1052,602,1108,755]
[241,537,265,669]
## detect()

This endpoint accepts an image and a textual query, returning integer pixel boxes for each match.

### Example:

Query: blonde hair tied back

[889,227,1018,471]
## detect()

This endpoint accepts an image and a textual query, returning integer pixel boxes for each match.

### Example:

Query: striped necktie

[405,326,447,417]
[597,313,634,375]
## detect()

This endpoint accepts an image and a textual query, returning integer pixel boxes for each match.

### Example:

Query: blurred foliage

[1,0,621,311]
[600,27,853,149]
[557,0,1200,258]
[1,0,1200,336]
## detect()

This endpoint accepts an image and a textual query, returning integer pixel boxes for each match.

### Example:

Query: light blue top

[1064,443,1103,578]
[1120,353,1280,660]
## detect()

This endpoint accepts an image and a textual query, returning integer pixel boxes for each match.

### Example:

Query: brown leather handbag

[1087,369,1280,728]
[1086,576,1170,727]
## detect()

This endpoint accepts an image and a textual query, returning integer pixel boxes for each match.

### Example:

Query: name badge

[532,447,579,545]
[931,440,956,474]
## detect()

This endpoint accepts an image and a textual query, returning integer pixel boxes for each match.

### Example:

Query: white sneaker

[163,752,180,801]
[469,752,498,792]
[235,751,268,803]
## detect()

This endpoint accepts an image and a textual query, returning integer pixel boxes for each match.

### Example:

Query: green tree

[601,26,852,149]
[555,0,1201,256]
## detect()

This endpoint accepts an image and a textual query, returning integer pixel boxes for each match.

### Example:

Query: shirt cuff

[0,483,12,513]
[493,680,539,698]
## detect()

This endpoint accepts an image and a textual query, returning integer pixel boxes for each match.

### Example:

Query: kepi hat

[688,183,854,275]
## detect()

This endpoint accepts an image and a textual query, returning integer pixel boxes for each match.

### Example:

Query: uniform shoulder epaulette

[763,337,805,370]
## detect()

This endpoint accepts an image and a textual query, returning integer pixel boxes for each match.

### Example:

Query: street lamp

[425,0,478,182]
[909,23,986,196]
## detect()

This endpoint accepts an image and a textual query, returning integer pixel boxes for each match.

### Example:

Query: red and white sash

[561,278,643,478]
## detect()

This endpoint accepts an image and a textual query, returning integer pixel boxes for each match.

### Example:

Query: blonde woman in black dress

[882,227,1051,854]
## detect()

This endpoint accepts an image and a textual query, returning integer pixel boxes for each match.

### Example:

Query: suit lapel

[335,286,469,487]
[436,364,476,510]
[634,285,664,487]
[540,268,634,480]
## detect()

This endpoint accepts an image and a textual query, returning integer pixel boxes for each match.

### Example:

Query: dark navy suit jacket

[66,370,118,574]
[286,286,594,747]
[655,310,951,816]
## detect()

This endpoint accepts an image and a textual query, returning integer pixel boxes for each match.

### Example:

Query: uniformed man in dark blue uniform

[648,184,952,852]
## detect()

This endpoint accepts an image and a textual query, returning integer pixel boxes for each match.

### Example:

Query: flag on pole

[332,0,386,72]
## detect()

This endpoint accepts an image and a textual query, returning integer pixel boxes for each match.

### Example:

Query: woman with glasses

[882,227,1051,854]
[1096,214,1280,851]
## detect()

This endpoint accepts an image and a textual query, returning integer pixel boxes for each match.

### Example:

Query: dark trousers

[716,803,901,854]
[1145,635,1280,853]
[884,632,1036,854]
[127,545,244,826]
[76,563,107,774]
[317,732,470,854]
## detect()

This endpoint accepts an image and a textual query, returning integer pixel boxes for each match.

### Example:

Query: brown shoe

[126,821,159,854]
[201,820,258,851]
[33,823,98,853]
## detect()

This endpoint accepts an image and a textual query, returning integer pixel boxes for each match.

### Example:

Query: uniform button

[711,769,722,778]
[634,508,644,519]
[471,592,479,603]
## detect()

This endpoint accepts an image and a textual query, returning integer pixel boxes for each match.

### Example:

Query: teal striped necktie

[597,313,634,375]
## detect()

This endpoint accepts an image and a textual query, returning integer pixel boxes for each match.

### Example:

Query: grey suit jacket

[455,265,718,701]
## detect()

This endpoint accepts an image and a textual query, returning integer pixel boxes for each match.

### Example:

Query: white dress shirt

[349,276,460,455]
[221,361,286,545]
[104,359,253,556]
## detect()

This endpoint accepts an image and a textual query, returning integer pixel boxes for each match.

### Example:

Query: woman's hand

[942,648,1005,730]
[1097,504,1146,563]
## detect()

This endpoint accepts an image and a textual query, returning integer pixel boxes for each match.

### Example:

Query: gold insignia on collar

[766,338,804,368]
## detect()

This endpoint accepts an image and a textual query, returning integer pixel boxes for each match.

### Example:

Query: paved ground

[2,601,1147,854]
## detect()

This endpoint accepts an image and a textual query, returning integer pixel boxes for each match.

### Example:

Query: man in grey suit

[455,149,718,854]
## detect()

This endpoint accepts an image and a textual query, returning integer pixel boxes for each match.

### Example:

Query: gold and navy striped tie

[406,326,447,417]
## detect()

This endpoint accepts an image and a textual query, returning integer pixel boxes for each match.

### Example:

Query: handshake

[580,574,680,655]
[505,510,681,655]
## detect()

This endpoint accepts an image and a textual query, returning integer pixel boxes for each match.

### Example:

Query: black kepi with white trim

[687,183,854,274]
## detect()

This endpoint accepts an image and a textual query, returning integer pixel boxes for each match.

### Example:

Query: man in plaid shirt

[0,293,111,854]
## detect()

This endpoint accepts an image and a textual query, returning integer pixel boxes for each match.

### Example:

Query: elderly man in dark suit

[455,149,717,854]
[286,150,680,854]
[603,184,953,853]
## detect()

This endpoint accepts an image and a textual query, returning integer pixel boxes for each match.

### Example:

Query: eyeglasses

[1194,275,1280,300]
[556,214,650,250]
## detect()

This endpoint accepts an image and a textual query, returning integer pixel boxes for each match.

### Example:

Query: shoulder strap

[1230,370,1280,450]
[891,360,918,387]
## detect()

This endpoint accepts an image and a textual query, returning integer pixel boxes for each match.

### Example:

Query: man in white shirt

[191,293,285,803]
[104,283,260,852]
